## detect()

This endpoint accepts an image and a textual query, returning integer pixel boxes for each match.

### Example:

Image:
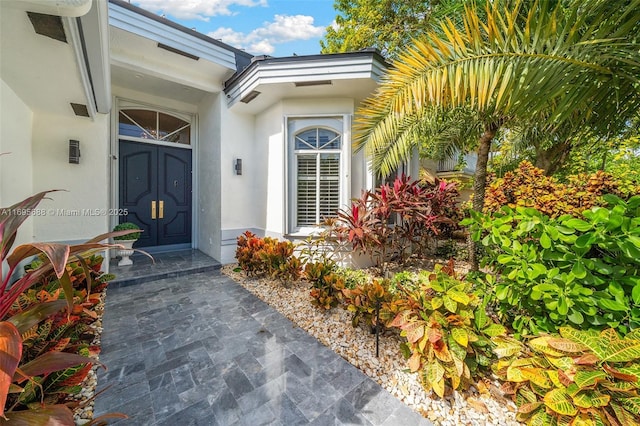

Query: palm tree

[355,0,640,206]
[354,0,640,266]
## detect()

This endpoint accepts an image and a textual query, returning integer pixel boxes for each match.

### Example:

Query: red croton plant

[336,175,462,267]
[0,191,135,424]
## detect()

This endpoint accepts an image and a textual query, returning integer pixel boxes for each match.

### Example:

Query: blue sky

[131,0,338,57]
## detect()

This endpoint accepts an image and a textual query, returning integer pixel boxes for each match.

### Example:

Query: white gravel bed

[222,264,521,426]
[73,292,106,425]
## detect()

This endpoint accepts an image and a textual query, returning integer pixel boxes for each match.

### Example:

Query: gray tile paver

[94,251,431,425]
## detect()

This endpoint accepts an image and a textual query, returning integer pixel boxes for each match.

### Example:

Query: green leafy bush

[388,261,506,397]
[235,231,302,283]
[465,195,640,335]
[112,222,141,240]
[494,327,640,426]
[297,218,347,267]
[334,267,371,290]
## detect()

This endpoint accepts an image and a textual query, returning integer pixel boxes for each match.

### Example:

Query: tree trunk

[534,139,572,176]
[469,123,499,270]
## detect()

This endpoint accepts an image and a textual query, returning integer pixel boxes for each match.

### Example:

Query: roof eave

[108,0,252,72]
[223,50,389,108]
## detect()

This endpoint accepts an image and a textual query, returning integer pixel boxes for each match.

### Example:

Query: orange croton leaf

[603,365,638,382]
[403,322,425,344]
[427,326,443,344]
[0,322,22,419]
[573,353,599,366]
[58,363,93,387]
[82,308,98,319]
[408,352,422,372]
[558,370,573,387]
[87,345,101,357]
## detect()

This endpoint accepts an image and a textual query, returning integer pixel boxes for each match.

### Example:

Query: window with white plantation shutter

[294,128,341,227]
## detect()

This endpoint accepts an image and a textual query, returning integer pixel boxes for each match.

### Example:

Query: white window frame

[286,115,351,236]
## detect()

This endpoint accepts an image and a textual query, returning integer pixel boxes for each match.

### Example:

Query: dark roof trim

[158,43,200,60]
[108,0,253,70]
[224,48,389,93]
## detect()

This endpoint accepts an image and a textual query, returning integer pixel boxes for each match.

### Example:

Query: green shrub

[494,327,640,426]
[334,267,371,289]
[382,271,418,298]
[465,195,640,336]
[434,239,464,260]
[297,218,346,267]
[112,222,141,240]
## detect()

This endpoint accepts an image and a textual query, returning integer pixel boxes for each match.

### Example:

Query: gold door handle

[151,200,156,219]
[159,200,164,219]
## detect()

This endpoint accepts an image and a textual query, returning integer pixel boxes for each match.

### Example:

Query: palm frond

[355,0,640,177]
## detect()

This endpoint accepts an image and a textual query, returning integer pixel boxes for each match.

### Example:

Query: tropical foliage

[336,175,461,267]
[353,0,640,220]
[494,327,640,426]
[388,261,506,397]
[465,194,640,335]
[484,161,639,218]
[5,255,110,413]
[341,278,394,328]
[320,0,475,60]
[304,262,344,310]
[561,127,640,183]
[0,191,133,424]
[235,231,302,284]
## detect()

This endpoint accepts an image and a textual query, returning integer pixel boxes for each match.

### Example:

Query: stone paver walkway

[94,271,431,425]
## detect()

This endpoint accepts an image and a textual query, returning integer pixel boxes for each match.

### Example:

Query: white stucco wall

[257,102,285,237]
[217,96,259,263]
[0,78,35,246]
[197,92,222,260]
[30,112,110,242]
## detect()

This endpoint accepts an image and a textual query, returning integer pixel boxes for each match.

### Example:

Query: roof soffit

[0,3,90,116]
[108,1,242,71]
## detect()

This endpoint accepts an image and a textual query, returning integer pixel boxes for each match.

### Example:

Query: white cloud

[133,0,268,21]
[208,14,325,55]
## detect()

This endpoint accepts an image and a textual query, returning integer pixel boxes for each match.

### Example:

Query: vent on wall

[157,43,200,61]
[240,91,261,104]
[27,12,67,43]
[294,80,332,87]
[70,103,90,117]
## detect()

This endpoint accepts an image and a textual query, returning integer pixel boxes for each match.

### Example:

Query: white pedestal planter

[116,239,136,266]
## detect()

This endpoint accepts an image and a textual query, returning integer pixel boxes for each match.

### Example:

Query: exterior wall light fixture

[69,140,81,164]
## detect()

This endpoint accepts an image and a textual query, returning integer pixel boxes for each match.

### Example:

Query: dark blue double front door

[119,140,192,248]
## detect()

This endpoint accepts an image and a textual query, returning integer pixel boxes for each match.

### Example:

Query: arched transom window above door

[119,109,191,145]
